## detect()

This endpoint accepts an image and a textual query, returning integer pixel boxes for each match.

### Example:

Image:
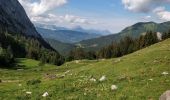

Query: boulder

[160,90,170,100]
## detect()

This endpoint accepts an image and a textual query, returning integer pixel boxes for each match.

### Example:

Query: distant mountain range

[35,23,112,36]
[36,27,102,43]
[36,21,170,55]
[77,21,170,51]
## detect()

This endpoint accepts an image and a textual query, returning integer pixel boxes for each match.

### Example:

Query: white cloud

[122,0,170,21]
[122,0,170,13]
[153,7,170,21]
[19,0,67,16]
[31,13,97,25]
[19,0,96,27]
[122,0,153,12]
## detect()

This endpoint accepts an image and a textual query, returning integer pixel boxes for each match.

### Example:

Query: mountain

[0,0,57,50]
[35,23,112,36]
[71,26,112,36]
[77,21,170,51]
[0,0,40,37]
[0,0,64,65]
[36,27,102,43]
[45,38,75,56]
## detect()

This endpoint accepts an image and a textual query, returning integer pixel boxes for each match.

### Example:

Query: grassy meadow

[0,39,170,100]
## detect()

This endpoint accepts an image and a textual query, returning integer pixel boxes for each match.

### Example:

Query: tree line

[67,30,170,60]
[1,30,170,67]
[0,31,64,67]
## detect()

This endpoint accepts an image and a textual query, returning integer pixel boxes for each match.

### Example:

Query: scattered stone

[64,70,70,74]
[90,78,96,82]
[26,91,32,95]
[159,90,170,100]
[148,79,153,81]
[42,92,49,97]
[111,85,118,91]
[56,74,65,79]
[162,72,169,75]
[75,60,80,64]
[99,75,106,82]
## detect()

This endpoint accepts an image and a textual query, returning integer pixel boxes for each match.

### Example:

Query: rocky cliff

[0,0,40,37]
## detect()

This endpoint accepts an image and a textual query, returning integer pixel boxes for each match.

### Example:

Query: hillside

[0,38,170,99]
[78,21,170,51]
[45,38,75,56]
[0,0,39,37]
[37,27,101,43]
[0,0,64,66]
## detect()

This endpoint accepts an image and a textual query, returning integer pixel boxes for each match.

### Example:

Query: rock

[56,74,65,79]
[75,60,80,63]
[42,92,49,97]
[162,72,169,75]
[99,75,106,82]
[26,91,32,95]
[111,85,118,91]
[90,78,96,82]
[159,90,170,100]
[64,70,70,74]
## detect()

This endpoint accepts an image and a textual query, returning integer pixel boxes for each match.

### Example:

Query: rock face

[0,0,40,37]
[160,90,170,100]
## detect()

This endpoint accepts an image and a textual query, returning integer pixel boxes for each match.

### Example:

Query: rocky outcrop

[0,0,40,37]
[160,90,170,100]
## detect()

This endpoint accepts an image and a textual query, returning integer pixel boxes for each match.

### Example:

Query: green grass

[0,39,170,100]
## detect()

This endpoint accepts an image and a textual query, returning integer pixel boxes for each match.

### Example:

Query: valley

[0,0,170,99]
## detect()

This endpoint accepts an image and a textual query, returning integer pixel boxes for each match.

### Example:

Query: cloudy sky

[18,0,170,33]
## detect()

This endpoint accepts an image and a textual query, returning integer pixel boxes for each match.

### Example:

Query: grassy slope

[0,39,170,100]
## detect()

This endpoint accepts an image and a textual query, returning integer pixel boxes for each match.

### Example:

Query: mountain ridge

[77,21,170,51]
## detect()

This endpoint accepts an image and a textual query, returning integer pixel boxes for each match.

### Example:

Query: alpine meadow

[0,0,170,100]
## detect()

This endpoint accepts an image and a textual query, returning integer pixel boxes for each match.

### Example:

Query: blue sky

[19,0,170,33]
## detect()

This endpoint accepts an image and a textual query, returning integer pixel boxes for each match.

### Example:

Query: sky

[18,0,170,33]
